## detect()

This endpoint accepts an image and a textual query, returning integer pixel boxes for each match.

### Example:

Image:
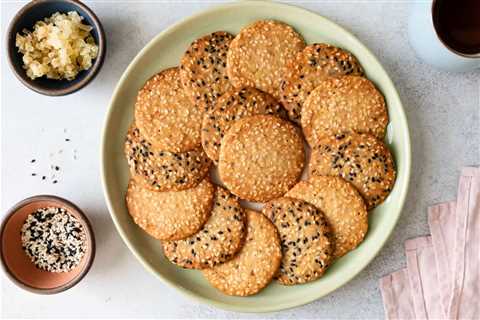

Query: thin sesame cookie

[262,197,334,285]
[134,67,203,152]
[203,209,282,296]
[124,125,211,192]
[218,115,305,202]
[180,31,235,112]
[301,75,388,146]
[309,133,396,210]
[280,43,364,123]
[201,87,286,163]
[163,187,246,269]
[125,177,214,241]
[286,176,368,258]
[226,20,305,100]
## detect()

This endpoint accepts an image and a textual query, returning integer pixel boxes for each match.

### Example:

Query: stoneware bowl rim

[0,194,96,294]
[5,0,106,96]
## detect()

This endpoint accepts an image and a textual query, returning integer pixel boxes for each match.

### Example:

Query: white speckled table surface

[1,0,479,318]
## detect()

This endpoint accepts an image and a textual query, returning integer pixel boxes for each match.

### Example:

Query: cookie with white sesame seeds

[201,87,287,163]
[286,176,368,258]
[280,43,364,123]
[309,132,396,210]
[162,187,246,269]
[125,177,214,241]
[301,75,388,146]
[262,197,334,285]
[124,125,211,192]
[226,20,305,100]
[134,67,203,153]
[203,209,282,296]
[180,31,235,113]
[218,115,305,202]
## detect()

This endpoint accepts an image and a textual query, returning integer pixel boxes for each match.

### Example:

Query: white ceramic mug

[408,1,480,72]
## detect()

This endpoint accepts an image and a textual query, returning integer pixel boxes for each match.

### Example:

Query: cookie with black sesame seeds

[309,132,396,210]
[301,75,388,146]
[280,43,364,123]
[218,115,305,202]
[262,197,334,285]
[134,67,203,153]
[201,86,287,163]
[125,177,214,241]
[203,209,282,296]
[162,187,246,269]
[286,175,368,258]
[180,31,235,113]
[125,125,211,192]
[226,20,305,100]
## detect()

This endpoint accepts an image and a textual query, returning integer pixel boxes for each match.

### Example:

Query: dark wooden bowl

[0,195,95,294]
[6,0,106,96]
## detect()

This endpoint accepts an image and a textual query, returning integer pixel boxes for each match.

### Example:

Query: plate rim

[100,0,412,313]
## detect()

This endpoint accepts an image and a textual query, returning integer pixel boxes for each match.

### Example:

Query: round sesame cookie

[162,187,246,269]
[203,209,282,296]
[180,31,235,112]
[286,176,368,258]
[301,75,388,146]
[218,115,305,202]
[226,20,305,100]
[134,67,203,152]
[124,125,211,192]
[201,87,286,163]
[280,43,364,123]
[262,197,334,285]
[309,133,396,210]
[125,177,214,241]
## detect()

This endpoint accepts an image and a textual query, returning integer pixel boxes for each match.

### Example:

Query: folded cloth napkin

[428,201,456,317]
[379,167,480,320]
[379,269,416,319]
[405,236,444,319]
[448,167,480,319]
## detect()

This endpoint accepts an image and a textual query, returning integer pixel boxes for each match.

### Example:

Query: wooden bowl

[6,0,106,96]
[0,195,95,294]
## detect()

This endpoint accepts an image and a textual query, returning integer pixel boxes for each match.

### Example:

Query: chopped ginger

[15,11,99,80]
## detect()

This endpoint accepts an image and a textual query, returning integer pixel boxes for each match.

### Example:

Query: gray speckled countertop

[1,1,479,318]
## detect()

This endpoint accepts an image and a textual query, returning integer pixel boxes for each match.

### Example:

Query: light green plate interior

[101,1,411,313]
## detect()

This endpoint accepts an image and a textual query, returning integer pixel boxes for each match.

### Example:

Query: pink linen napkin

[428,201,456,316]
[379,269,416,319]
[405,236,445,319]
[448,167,480,320]
[380,166,479,320]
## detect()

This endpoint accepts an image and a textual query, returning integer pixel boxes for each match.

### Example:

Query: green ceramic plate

[101,0,411,313]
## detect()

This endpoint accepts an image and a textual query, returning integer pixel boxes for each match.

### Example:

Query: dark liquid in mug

[433,0,480,55]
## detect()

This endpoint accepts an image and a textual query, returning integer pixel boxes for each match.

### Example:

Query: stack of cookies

[124,20,396,296]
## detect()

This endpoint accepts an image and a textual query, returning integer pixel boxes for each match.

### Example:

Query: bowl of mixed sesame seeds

[0,195,95,294]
